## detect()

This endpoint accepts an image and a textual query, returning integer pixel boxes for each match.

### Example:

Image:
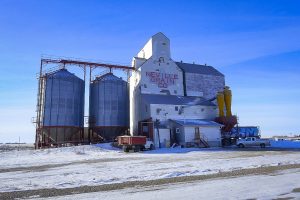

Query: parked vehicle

[144,138,155,150]
[118,136,146,152]
[236,137,270,148]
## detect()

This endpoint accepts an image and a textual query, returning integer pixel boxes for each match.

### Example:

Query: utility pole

[18,136,20,151]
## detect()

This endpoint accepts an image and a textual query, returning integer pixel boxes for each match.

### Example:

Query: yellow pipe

[216,92,225,117]
[224,86,232,117]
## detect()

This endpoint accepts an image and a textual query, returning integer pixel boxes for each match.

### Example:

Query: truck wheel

[123,146,129,152]
[134,146,140,152]
[150,144,154,150]
[260,143,266,148]
[238,144,245,148]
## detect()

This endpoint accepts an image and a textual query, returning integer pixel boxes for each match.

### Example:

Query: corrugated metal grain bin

[89,73,129,141]
[42,69,85,144]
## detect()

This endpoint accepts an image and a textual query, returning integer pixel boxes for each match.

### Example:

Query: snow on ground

[0,143,122,169]
[271,140,300,148]
[0,143,300,192]
[31,168,300,200]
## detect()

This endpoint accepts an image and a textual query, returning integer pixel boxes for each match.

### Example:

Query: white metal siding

[184,127,196,143]
[140,59,184,96]
[129,69,142,135]
[150,104,217,126]
[185,73,225,99]
[159,129,171,148]
[137,33,170,60]
[200,127,221,142]
[183,126,221,147]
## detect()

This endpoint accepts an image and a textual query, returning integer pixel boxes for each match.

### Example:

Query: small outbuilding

[169,119,222,147]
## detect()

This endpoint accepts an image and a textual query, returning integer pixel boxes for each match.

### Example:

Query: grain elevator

[129,32,228,148]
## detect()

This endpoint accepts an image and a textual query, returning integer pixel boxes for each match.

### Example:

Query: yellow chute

[216,92,225,117]
[224,86,232,117]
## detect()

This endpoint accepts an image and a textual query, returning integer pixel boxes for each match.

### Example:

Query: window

[156,108,161,115]
[159,57,164,63]
[178,106,184,114]
[176,128,180,133]
[175,106,178,111]
[142,126,148,132]
[145,105,147,112]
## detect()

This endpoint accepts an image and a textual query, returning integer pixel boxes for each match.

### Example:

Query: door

[194,127,200,145]
[253,137,259,146]
[245,137,252,147]
[195,127,200,135]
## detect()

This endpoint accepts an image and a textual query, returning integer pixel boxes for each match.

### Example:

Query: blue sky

[0,0,299,142]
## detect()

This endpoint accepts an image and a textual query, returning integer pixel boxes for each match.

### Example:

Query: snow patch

[271,140,300,149]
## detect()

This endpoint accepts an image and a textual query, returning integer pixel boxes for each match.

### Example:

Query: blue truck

[231,126,261,138]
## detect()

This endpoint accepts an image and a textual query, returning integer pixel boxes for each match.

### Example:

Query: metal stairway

[194,132,210,148]
[199,136,210,148]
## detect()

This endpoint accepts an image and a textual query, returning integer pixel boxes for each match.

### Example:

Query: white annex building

[129,32,225,148]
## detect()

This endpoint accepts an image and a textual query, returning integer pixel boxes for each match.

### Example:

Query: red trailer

[118,136,146,152]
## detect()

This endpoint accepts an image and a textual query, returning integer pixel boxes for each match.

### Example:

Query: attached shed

[141,94,217,125]
[169,119,222,147]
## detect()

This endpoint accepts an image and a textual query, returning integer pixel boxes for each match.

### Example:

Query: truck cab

[144,138,154,150]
